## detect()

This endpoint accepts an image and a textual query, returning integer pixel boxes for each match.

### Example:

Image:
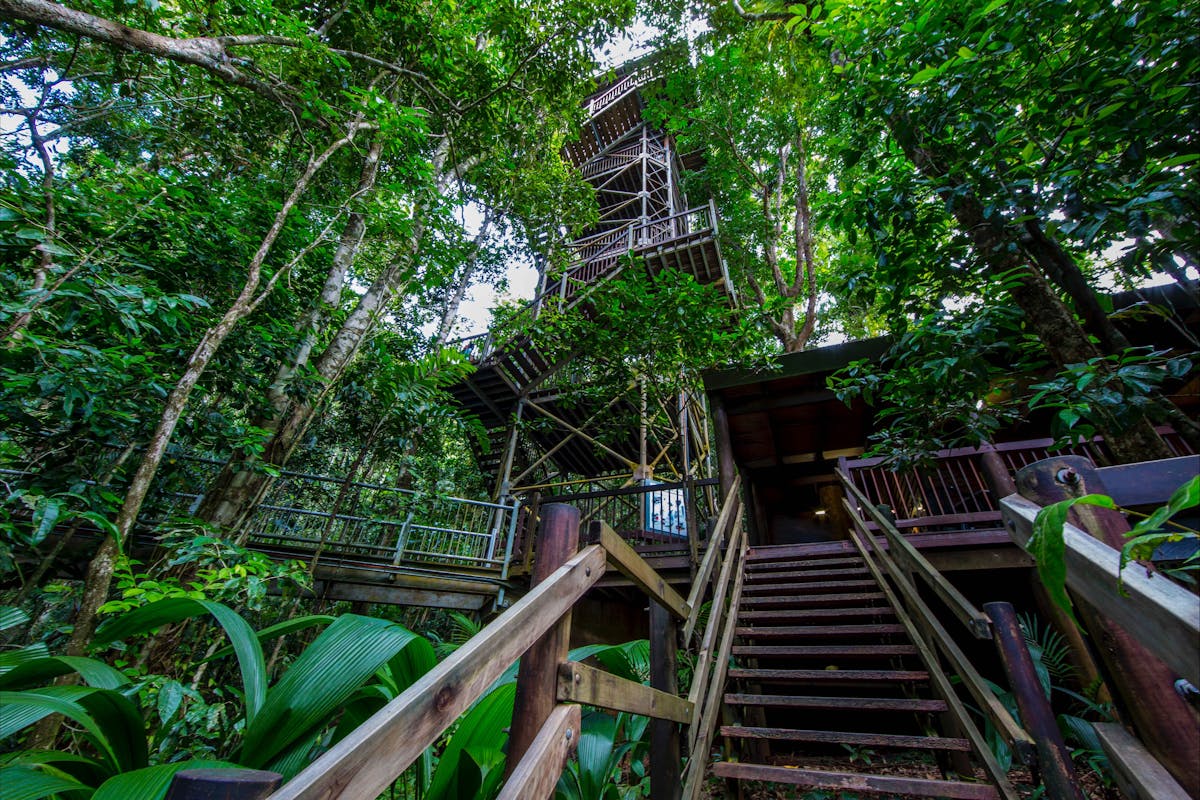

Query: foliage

[0,599,436,798]
[1028,477,1200,618]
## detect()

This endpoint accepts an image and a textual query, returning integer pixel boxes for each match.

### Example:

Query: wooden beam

[683,475,741,638]
[1095,455,1200,508]
[1093,723,1192,800]
[596,521,690,620]
[843,501,1034,763]
[557,661,692,723]
[845,526,1024,800]
[306,580,488,611]
[686,523,744,727]
[1001,494,1200,687]
[838,470,992,639]
[649,601,682,800]
[269,545,605,800]
[495,704,581,800]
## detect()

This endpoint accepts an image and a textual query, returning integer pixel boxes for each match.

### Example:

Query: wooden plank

[711,763,999,800]
[1095,455,1200,508]
[681,541,746,800]
[269,545,606,800]
[735,624,906,638]
[496,704,581,800]
[739,607,896,622]
[305,581,488,611]
[648,601,682,800]
[557,661,692,723]
[1001,494,1200,687]
[727,668,928,683]
[742,579,877,594]
[596,521,690,620]
[740,592,887,607]
[719,726,971,751]
[685,524,744,714]
[1093,723,1192,800]
[844,528,1025,800]
[724,694,948,712]
[838,475,992,639]
[683,475,741,638]
[732,644,917,658]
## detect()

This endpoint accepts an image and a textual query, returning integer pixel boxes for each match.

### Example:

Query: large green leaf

[204,614,336,663]
[425,682,516,800]
[91,760,239,800]
[1030,494,1116,620]
[0,656,131,691]
[93,598,266,722]
[0,763,93,800]
[0,643,51,676]
[240,614,424,771]
[1,605,30,632]
[0,687,146,774]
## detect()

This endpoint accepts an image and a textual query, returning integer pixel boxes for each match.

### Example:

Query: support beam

[650,602,682,800]
[594,521,690,620]
[496,704,581,800]
[556,660,692,724]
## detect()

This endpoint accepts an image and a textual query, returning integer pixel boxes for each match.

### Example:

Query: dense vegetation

[1,0,1196,797]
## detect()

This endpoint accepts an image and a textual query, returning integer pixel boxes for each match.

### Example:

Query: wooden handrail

[842,500,1034,760]
[686,521,745,745]
[684,474,741,640]
[496,704,581,800]
[845,524,1024,800]
[838,468,992,638]
[681,536,747,800]
[269,545,606,800]
[1001,493,1200,686]
[595,521,690,620]
[557,661,693,723]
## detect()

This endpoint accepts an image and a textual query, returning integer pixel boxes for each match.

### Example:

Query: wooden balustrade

[265,485,744,800]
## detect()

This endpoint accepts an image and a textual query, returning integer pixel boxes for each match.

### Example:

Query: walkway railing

[446,203,719,364]
[6,450,522,580]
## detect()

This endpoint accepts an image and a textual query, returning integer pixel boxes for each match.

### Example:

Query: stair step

[712,763,998,799]
[720,725,971,751]
[729,668,929,683]
[744,567,870,582]
[741,592,886,608]
[747,552,860,567]
[733,644,918,659]
[740,607,896,623]
[742,580,878,595]
[725,693,948,713]
[736,624,907,638]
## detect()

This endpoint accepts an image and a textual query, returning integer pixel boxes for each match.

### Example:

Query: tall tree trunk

[893,121,1173,463]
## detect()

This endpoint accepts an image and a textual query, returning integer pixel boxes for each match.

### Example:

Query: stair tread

[740,607,897,622]
[745,568,870,582]
[720,726,972,751]
[725,693,948,712]
[729,668,930,682]
[712,763,998,799]
[736,624,906,638]
[733,644,918,657]
[743,580,878,593]
[742,592,887,607]
[748,555,864,570]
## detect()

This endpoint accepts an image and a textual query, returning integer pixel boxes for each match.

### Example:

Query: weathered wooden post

[649,601,682,800]
[984,601,1086,800]
[1015,455,1200,797]
[165,768,281,800]
[976,443,1111,705]
[506,503,581,777]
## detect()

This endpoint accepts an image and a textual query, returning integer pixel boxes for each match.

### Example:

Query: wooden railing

[246,482,746,800]
[999,454,1200,799]
[837,469,1053,800]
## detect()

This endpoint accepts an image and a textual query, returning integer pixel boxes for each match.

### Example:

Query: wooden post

[984,602,1086,800]
[1015,456,1200,797]
[710,394,736,499]
[977,444,1112,704]
[506,503,581,777]
[165,769,281,800]
[649,602,682,800]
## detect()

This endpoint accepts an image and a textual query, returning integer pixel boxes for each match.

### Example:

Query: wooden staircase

[714,544,1000,799]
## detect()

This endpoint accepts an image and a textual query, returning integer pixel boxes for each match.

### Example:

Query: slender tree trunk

[893,122,1173,463]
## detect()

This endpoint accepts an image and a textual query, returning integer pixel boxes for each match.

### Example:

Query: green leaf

[1129,476,1200,536]
[0,656,131,691]
[93,598,266,724]
[92,760,240,800]
[240,615,425,774]
[0,686,147,774]
[1030,495,1116,620]
[957,46,974,60]
[0,763,93,800]
[0,606,30,633]
[908,66,940,84]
